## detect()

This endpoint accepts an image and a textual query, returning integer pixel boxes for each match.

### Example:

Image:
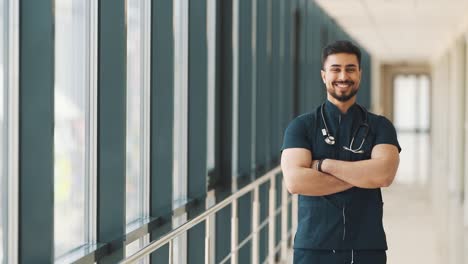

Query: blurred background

[1,0,468,263]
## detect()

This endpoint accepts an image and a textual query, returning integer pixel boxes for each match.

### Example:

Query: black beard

[329,82,358,102]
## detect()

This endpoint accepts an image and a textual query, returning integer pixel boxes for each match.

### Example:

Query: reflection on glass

[126,0,143,224]
[54,0,88,257]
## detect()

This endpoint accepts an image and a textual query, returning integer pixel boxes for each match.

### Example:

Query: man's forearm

[320,158,394,188]
[284,166,354,196]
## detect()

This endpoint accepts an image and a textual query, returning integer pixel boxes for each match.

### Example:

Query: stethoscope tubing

[320,102,369,154]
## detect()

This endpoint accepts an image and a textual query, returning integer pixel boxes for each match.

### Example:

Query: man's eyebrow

[329,64,357,68]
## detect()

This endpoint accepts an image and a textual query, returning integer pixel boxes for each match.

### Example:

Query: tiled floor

[382,183,439,264]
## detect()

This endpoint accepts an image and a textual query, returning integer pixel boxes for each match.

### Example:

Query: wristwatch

[317,159,325,172]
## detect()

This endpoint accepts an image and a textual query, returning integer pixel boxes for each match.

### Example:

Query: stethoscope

[320,103,370,154]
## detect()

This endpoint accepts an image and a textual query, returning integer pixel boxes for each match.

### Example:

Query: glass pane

[125,234,149,264]
[394,75,417,131]
[54,0,88,257]
[172,214,187,264]
[173,0,188,209]
[394,133,429,185]
[418,75,430,131]
[0,0,5,261]
[393,74,430,185]
[172,2,188,262]
[126,0,143,224]
[206,0,216,174]
[394,74,430,132]
[126,239,140,257]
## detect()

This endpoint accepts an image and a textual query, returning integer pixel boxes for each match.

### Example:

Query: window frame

[4,0,19,262]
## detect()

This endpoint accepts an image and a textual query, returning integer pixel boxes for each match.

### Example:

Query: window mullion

[86,0,98,246]
[6,0,19,262]
[141,0,151,221]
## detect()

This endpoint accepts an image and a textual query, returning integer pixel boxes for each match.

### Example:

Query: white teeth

[335,83,349,88]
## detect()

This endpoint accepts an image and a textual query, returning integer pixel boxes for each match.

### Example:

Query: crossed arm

[280,144,400,196]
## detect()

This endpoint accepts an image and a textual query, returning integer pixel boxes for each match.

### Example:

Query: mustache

[333,80,354,85]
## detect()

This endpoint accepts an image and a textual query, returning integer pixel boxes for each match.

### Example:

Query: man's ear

[321,70,326,83]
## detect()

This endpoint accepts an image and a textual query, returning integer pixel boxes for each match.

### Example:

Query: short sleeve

[374,116,402,153]
[280,117,312,153]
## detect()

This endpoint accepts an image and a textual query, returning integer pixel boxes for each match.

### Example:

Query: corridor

[3,0,468,263]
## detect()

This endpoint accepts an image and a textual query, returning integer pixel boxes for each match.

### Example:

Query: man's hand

[320,144,400,188]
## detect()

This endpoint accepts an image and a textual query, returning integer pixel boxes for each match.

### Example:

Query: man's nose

[338,70,348,80]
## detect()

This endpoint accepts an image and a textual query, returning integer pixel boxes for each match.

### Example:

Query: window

[54,0,97,258]
[393,74,430,185]
[206,1,216,262]
[206,0,216,186]
[173,0,189,262]
[126,0,150,226]
[394,75,430,131]
[125,0,151,260]
[173,0,189,209]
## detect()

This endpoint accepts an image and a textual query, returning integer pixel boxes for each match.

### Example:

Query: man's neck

[327,96,356,114]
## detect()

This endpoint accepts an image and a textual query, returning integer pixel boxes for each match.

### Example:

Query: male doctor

[281,40,401,264]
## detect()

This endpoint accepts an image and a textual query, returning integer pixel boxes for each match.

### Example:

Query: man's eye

[346,68,356,73]
[330,68,340,72]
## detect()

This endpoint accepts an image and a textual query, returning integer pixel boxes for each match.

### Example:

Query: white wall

[431,34,467,264]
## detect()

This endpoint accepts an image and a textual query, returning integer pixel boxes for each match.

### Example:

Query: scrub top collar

[324,99,358,120]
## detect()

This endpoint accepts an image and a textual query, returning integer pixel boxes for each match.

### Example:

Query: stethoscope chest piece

[322,128,336,145]
[325,136,335,145]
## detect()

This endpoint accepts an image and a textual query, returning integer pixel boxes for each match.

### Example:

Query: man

[280,40,401,264]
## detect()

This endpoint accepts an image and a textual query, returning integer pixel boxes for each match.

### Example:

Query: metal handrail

[120,165,290,264]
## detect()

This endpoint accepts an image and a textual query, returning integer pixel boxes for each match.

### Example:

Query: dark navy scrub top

[281,100,401,251]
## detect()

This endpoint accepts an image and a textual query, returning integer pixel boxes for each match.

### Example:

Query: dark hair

[321,40,361,69]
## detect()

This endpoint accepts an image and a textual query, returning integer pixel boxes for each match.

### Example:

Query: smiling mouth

[333,81,354,89]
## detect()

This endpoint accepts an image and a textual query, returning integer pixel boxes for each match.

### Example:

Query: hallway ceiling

[315,0,468,63]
